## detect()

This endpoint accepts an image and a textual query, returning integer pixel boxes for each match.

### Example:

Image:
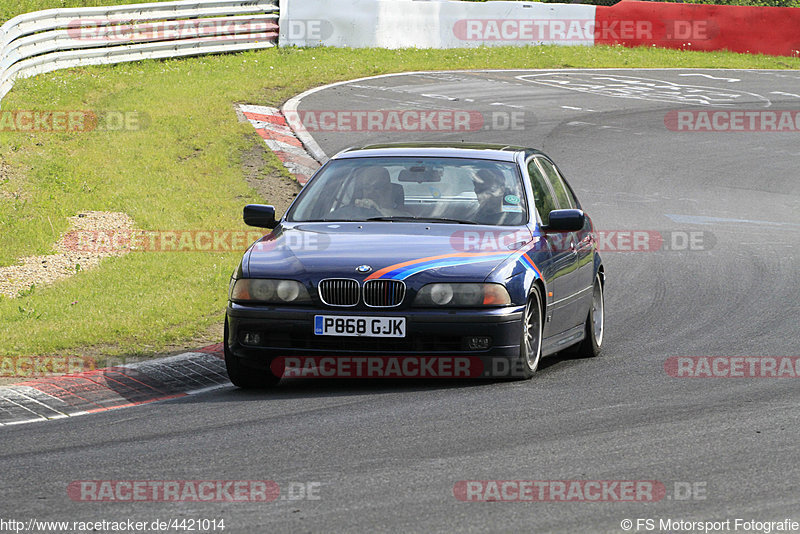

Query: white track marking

[771,91,800,99]
[665,214,800,228]
[490,102,525,109]
[561,105,597,112]
[518,73,771,107]
[420,93,458,101]
[283,68,785,161]
[678,73,740,82]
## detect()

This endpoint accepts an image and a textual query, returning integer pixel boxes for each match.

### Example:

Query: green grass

[1,44,799,358]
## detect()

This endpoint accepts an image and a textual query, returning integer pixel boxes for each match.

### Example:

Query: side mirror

[243,204,277,229]
[545,209,585,232]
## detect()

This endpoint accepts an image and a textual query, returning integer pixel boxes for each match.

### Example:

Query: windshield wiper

[366,216,477,225]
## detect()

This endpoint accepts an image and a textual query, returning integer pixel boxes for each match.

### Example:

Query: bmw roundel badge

[356,265,372,273]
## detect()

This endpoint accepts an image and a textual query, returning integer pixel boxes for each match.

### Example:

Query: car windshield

[287,157,528,226]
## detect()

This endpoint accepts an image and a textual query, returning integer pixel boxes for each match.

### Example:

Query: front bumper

[226,303,525,377]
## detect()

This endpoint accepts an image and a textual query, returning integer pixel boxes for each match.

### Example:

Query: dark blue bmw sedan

[225,143,605,387]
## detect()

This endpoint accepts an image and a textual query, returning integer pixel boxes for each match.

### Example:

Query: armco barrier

[0,0,279,107]
[595,1,800,57]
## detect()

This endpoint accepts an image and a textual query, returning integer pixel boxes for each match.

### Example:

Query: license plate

[314,315,406,338]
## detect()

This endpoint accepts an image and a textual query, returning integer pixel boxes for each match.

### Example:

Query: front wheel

[224,318,281,389]
[516,286,544,379]
[572,273,604,358]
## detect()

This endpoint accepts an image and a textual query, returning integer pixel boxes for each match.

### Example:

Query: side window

[536,158,575,209]
[526,159,557,226]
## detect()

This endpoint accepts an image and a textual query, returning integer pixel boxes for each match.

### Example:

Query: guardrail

[0,0,279,107]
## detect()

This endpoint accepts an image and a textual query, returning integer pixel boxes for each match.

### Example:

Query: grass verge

[1,44,798,359]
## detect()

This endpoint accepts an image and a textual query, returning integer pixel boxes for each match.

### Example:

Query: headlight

[228,274,237,300]
[430,283,454,305]
[230,279,311,304]
[414,283,511,307]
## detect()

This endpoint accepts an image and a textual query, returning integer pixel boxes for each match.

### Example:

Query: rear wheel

[224,318,281,389]
[572,273,604,358]
[516,286,544,379]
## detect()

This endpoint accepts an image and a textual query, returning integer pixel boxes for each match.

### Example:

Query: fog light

[242,332,261,346]
[466,336,491,350]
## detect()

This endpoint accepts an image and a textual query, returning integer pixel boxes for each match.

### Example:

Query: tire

[516,286,544,380]
[224,318,281,389]
[572,273,604,358]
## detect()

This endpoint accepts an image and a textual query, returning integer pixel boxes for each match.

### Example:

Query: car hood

[244,222,533,283]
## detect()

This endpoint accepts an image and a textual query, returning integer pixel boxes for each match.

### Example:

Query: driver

[352,166,409,216]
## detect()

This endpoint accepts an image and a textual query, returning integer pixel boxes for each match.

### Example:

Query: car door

[525,157,576,340]
[535,157,594,330]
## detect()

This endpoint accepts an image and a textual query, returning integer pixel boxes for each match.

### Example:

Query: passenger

[471,168,506,224]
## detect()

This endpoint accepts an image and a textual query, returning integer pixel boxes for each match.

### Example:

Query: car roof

[331,142,544,162]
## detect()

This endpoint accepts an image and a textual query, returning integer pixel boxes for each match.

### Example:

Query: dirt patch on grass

[0,138,303,372]
[241,138,301,214]
[0,211,135,298]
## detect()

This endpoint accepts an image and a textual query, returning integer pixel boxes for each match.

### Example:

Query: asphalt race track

[1,69,798,533]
